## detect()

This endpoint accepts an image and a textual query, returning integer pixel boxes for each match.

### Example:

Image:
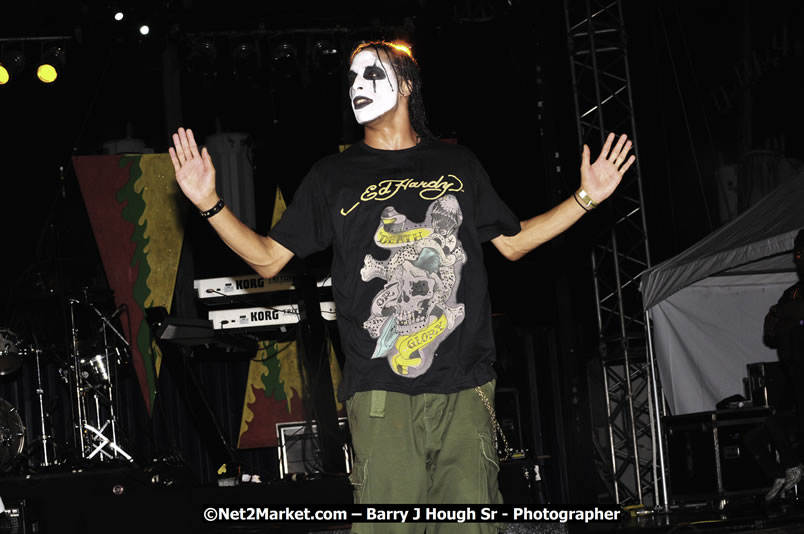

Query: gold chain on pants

[474,386,511,461]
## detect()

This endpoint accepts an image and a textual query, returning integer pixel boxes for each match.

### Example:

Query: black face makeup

[349,63,390,90]
[363,64,387,91]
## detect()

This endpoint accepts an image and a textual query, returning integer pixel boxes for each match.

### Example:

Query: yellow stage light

[0,49,24,85]
[37,63,58,83]
[36,46,64,84]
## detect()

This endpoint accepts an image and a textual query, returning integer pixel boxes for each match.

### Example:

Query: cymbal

[16,277,114,304]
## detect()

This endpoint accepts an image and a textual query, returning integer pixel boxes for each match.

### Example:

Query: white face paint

[349,49,399,125]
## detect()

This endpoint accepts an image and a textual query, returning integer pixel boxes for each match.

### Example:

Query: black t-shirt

[269,140,520,400]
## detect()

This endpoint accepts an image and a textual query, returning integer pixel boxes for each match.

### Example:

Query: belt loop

[370,390,387,418]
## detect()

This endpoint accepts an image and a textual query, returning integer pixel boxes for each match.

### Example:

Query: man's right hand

[169,127,219,211]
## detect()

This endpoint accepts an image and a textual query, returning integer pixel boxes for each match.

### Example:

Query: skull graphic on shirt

[361,195,466,377]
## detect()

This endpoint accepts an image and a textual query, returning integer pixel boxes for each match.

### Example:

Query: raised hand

[580,132,635,205]
[169,127,218,211]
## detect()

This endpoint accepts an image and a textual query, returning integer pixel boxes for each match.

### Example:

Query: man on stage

[760,229,804,500]
[170,40,634,533]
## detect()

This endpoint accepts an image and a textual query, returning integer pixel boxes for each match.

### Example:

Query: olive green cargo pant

[347,380,503,534]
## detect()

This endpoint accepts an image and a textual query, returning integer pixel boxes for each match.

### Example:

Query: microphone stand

[84,297,132,462]
[67,298,86,460]
[32,345,52,467]
[86,301,130,350]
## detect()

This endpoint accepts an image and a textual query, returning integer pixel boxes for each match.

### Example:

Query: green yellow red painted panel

[237,340,344,448]
[73,154,186,413]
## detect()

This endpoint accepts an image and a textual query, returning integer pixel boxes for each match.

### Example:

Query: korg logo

[252,310,280,322]
[236,278,265,290]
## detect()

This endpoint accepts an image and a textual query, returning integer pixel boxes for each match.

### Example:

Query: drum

[0,398,25,471]
[0,329,27,376]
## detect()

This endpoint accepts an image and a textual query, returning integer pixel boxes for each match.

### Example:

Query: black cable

[250,336,297,362]
[149,324,183,463]
[649,7,680,255]
[296,320,344,476]
[657,3,715,233]
[203,288,302,317]
[71,42,115,152]
[307,333,347,476]
[295,325,319,475]
[666,524,704,533]
[305,339,330,474]
[673,3,723,194]
[673,1,737,225]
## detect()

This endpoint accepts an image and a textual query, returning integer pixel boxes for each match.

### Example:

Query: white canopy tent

[641,175,804,415]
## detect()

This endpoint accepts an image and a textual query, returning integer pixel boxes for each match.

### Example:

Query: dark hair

[350,40,435,142]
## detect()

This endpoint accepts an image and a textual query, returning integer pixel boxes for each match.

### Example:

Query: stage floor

[1,465,804,533]
[585,499,804,534]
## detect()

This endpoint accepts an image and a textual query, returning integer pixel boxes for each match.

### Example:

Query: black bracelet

[199,198,225,218]
[573,192,590,212]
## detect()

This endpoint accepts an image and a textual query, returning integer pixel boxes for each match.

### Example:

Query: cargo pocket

[349,457,374,534]
[347,392,369,504]
[477,433,500,504]
[349,456,369,504]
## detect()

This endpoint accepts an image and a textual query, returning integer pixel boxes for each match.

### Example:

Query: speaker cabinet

[664,408,774,503]
[276,418,352,478]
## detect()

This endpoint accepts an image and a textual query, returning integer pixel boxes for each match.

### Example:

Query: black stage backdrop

[0,0,803,503]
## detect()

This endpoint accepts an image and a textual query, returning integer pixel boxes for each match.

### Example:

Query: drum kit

[0,289,133,472]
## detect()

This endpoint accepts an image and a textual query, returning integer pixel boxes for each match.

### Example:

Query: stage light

[114,12,124,21]
[37,64,57,83]
[139,25,150,36]
[0,49,25,85]
[186,39,217,77]
[36,46,64,84]
[231,40,259,80]
[0,49,25,86]
[271,43,297,79]
[313,40,340,76]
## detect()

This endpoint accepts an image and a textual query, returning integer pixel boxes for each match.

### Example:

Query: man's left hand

[580,132,635,204]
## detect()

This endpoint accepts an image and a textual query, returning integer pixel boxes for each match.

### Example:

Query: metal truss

[563,0,667,509]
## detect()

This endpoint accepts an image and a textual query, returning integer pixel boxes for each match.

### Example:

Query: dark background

[0,0,802,504]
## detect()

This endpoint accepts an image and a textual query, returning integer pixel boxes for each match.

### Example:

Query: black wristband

[199,198,225,218]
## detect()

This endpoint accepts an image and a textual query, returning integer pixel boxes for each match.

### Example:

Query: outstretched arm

[492,132,635,261]
[169,127,294,278]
